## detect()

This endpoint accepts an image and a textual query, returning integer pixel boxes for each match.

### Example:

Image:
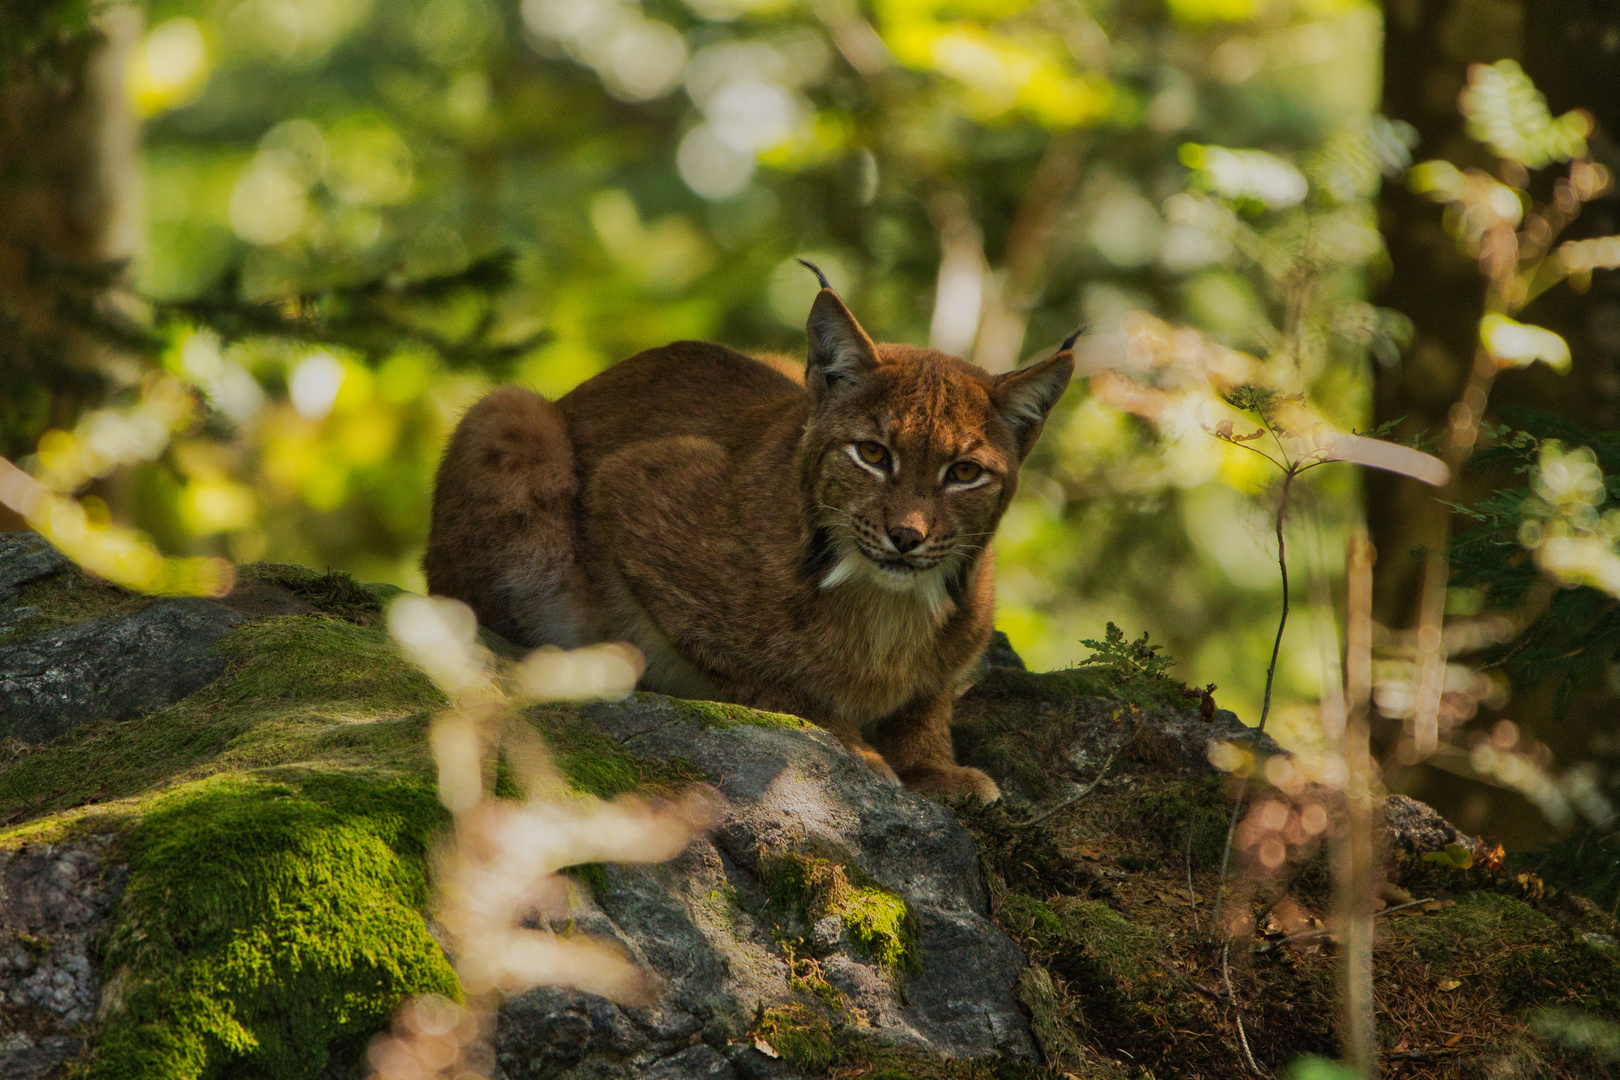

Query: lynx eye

[947,461,983,484]
[856,441,891,468]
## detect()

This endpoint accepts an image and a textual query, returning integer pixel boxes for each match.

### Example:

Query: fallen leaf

[754,1038,780,1058]
[1378,881,1416,908]
[1272,898,1316,938]
[1438,978,1461,991]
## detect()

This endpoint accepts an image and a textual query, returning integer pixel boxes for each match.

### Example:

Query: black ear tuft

[994,350,1075,457]
[805,289,879,405]
[1059,323,1089,353]
[797,258,833,292]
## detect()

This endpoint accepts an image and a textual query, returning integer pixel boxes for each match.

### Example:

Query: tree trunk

[0,7,141,468]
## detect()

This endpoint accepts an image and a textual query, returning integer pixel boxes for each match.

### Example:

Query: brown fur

[424,287,1073,799]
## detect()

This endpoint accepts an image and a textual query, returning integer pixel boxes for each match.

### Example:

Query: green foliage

[1223,383,1286,424]
[1423,842,1477,870]
[0,0,99,79]
[86,771,458,1080]
[157,254,543,370]
[1073,624,1186,709]
[0,0,1392,733]
[1451,408,1620,716]
[1285,1059,1363,1080]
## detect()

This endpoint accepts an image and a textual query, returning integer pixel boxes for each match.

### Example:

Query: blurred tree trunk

[0,7,141,475]
[1372,0,1620,626]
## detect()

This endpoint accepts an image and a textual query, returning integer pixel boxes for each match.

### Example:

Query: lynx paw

[899,764,1001,802]
[856,747,903,786]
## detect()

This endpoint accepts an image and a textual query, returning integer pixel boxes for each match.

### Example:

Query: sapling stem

[1209,465,1295,943]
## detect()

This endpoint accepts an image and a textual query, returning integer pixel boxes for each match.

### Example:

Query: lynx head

[797,270,1074,601]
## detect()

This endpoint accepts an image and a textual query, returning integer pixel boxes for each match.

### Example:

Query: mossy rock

[759,845,916,971]
[0,565,705,1078]
[667,696,817,731]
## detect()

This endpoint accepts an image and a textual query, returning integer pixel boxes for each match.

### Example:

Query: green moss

[840,886,911,970]
[0,573,741,1077]
[755,1004,837,1070]
[753,1004,1073,1079]
[0,565,148,643]
[1532,828,1620,914]
[1017,964,1120,1078]
[667,697,815,731]
[1397,891,1620,1014]
[998,894,1066,951]
[1134,778,1229,870]
[233,564,383,625]
[0,616,445,826]
[1050,898,1171,994]
[524,704,705,799]
[83,769,458,1080]
[760,848,916,972]
[951,671,1147,799]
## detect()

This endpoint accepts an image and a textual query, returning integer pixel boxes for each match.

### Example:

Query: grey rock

[0,597,251,743]
[641,1046,734,1080]
[1382,793,1475,855]
[0,534,70,604]
[495,695,1034,1077]
[0,1036,81,1080]
[0,837,124,1078]
[725,1045,804,1080]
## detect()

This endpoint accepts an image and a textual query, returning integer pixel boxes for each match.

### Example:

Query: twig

[1222,941,1266,1077]
[1018,730,1133,828]
[1376,897,1437,919]
[1254,928,1330,955]
[1186,813,1200,932]
[1211,466,1296,941]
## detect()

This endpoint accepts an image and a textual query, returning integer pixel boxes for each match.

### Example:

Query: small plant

[1074,622,1182,707]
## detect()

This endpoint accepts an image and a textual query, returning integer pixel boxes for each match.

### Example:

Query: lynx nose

[888,526,925,553]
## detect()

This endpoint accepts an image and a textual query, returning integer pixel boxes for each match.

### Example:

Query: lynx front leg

[873,692,1000,801]
[817,717,902,786]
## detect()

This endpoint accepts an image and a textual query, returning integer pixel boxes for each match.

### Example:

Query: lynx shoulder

[425,274,1074,800]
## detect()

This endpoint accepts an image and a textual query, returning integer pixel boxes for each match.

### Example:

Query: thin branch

[1221,435,1287,471]
[1222,941,1266,1077]
[1211,464,1295,941]
[1019,729,1135,828]
[1186,814,1200,932]
[1375,897,1437,919]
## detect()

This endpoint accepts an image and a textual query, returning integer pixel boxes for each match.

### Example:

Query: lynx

[424,267,1074,799]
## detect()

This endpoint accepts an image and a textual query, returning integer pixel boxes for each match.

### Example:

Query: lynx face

[811,349,1016,593]
[799,291,1073,602]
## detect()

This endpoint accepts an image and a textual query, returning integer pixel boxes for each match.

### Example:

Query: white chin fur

[820,549,951,616]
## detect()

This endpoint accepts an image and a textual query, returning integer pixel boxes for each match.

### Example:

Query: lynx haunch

[424,271,1074,800]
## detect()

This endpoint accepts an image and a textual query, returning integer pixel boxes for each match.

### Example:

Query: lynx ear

[803,268,879,406]
[993,345,1075,458]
